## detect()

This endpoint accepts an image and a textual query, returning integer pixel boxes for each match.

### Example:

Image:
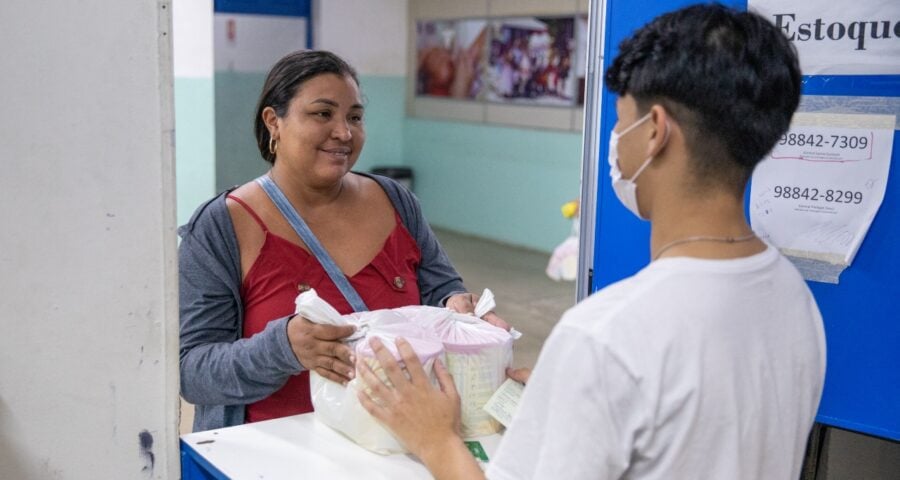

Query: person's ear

[645,104,671,158]
[262,106,280,141]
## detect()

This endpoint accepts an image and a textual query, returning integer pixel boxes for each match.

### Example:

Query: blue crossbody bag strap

[256,175,369,312]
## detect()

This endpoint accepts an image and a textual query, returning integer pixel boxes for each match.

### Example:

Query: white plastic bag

[310,325,444,455]
[546,235,579,281]
[547,203,580,281]
[295,288,516,448]
[296,290,445,455]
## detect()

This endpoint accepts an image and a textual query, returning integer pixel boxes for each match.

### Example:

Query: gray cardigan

[179,173,466,431]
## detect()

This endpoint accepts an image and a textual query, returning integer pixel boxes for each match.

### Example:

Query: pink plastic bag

[399,305,514,437]
[296,291,445,454]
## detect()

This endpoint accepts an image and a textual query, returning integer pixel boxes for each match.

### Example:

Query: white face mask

[608,112,658,220]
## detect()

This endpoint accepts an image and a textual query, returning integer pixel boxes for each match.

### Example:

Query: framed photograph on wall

[486,16,578,106]
[415,19,489,100]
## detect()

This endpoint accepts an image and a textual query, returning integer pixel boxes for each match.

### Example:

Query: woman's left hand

[446,293,512,331]
[482,311,511,331]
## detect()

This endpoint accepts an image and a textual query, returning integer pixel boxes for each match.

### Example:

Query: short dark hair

[254,50,360,164]
[605,4,801,193]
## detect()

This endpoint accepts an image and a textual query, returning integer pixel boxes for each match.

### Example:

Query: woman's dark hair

[605,4,801,193]
[254,50,359,164]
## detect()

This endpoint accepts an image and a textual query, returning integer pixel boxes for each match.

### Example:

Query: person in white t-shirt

[354,4,826,479]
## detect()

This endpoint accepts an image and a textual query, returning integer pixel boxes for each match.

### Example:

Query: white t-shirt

[487,247,826,480]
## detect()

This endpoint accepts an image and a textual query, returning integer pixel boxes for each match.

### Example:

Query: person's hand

[446,292,513,331]
[286,315,356,384]
[507,366,532,385]
[445,292,477,315]
[357,337,461,459]
[483,311,511,331]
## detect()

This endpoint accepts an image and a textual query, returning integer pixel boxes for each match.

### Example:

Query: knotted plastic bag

[295,290,444,455]
[401,290,517,437]
[295,289,518,448]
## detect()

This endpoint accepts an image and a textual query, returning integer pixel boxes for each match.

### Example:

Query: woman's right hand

[287,315,357,384]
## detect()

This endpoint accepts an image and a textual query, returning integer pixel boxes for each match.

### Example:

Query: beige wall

[315,0,409,76]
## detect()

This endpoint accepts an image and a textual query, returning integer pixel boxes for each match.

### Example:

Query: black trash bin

[371,166,414,192]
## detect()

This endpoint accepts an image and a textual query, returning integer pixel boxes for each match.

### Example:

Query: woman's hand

[446,293,512,331]
[445,292,477,315]
[482,311,511,331]
[286,315,356,384]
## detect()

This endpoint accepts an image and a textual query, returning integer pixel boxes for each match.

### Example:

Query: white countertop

[181,413,502,479]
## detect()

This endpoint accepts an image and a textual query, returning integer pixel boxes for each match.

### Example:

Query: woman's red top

[228,195,422,423]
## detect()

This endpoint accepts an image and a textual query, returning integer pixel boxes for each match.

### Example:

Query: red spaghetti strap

[227,194,269,232]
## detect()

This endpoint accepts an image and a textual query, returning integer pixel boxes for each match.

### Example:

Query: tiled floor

[179,228,576,434]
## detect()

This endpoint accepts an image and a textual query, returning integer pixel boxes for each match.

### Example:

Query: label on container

[483,378,525,428]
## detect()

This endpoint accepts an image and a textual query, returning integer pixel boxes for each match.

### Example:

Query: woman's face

[269,73,365,185]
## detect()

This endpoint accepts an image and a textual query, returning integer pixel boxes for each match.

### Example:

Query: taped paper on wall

[750,112,895,283]
[749,0,900,75]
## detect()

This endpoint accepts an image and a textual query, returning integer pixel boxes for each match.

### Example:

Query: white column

[0,1,178,478]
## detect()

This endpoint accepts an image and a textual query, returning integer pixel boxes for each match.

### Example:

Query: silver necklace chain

[653,233,756,261]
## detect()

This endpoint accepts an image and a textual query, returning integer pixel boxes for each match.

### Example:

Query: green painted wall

[174,77,216,226]
[214,72,269,191]
[209,72,582,253]
[404,117,581,253]
[353,76,582,253]
[356,76,406,171]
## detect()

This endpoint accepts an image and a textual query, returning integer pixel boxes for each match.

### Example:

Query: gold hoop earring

[268,137,278,155]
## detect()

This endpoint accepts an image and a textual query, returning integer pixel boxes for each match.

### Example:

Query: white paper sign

[750,113,895,283]
[214,14,308,73]
[749,0,900,75]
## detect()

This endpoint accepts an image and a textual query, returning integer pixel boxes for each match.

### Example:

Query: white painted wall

[315,0,408,76]
[0,1,179,478]
[215,13,309,72]
[174,0,214,78]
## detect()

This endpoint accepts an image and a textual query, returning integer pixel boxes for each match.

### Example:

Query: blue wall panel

[592,0,746,289]
[215,0,311,17]
[800,74,900,439]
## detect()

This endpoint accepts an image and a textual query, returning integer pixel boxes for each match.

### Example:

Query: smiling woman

[254,52,366,188]
[177,50,507,432]
[262,74,366,187]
